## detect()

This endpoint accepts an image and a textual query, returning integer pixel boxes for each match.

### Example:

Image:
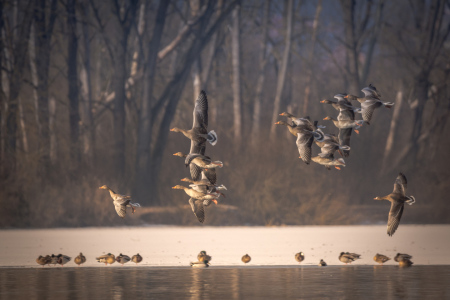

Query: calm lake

[1,265,449,299]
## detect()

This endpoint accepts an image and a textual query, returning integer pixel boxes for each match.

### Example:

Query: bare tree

[302,0,322,115]
[231,4,242,144]
[67,0,80,168]
[33,0,57,173]
[4,0,35,175]
[251,0,270,145]
[135,0,170,199]
[270,0,293,139]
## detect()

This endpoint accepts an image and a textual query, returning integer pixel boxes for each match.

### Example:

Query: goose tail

[339,145,351,151]
[312,129,325,142]
[406,196,415,205]
[207,130,218,145]
[337,158,346,165]
[384,102,395,108]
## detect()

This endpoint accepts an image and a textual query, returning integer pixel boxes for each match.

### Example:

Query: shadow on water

[0,266,449,300]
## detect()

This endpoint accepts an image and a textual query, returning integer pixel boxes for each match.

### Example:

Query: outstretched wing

[192,90,208,130]
[189,198,205,223]
[190,164,202,181]
[203,168,217,185]
[190,140,206,155]
[318,142,338,158]
[361,99,381,125]
[338,128,352,157]
[114,202,127,218]
[337,107,355,121]
[387,202,404,236]
[393,173,407,196]
[296,132,314,164]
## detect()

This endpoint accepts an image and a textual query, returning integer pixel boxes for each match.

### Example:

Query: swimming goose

[323,116,363,134]
[394,253,412,262]
[339,252,361,264]
[295,252,305,263]
[190,261,209,268]
[374,253,391,265]
[99,185,141,218]
[318,259,327,266]
[170,90,217,153]
[399,259,413,267]
[132,254,143,265]
[198,251,212,262]
[56,254,71,267]
[242,254,251,264]
[96,253,115,265]
[36,255,52,267]
[345,85,394,125]
[374,173,415,236]
[74,253,86,266]
[116,253,131,266]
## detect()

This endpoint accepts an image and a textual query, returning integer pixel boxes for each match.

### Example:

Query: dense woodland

[0,0,449,227]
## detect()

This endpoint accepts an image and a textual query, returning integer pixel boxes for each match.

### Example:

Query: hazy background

[0,0,449,227]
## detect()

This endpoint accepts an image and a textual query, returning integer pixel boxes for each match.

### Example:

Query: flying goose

[173,152,217,184]
[99,185,141,218]
[374,173,415,236]
[345,85,394,125]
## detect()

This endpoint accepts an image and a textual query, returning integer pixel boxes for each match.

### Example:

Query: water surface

[1,266,449,299]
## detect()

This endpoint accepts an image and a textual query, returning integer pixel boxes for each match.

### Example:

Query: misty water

[1,266,449,299]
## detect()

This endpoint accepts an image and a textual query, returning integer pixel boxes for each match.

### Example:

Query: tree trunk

[135,0,170,197]
[231,4,242,144]
[67,0,80,168]
[302,0,322,115]
[251,0,270,145]
[340,0,360,93]
[5,0,35,175]
[269,0,293,139]
[146,0,237,205]
[81,2,94,168]
[410,72,430,159]
[381,83,403,173]
[34,0,57,174]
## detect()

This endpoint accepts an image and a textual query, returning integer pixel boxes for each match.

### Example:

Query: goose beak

[275,122,280,124]
[170,128,175,131]
[279,113,283,116]
[172,186,177,189]
[320,100,326,103]
[344,95,349,98]
[323,118,327,120]
[173,153,177,155]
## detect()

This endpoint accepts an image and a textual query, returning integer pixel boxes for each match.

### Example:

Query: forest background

[1,0,449,227]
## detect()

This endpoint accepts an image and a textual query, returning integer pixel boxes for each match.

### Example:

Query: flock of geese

[275,84,415,236]
[37,250,414,268]
[50,86,418,269]
[97,87,415,236]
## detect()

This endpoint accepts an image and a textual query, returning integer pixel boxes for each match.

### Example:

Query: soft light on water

[1,266,449,299]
